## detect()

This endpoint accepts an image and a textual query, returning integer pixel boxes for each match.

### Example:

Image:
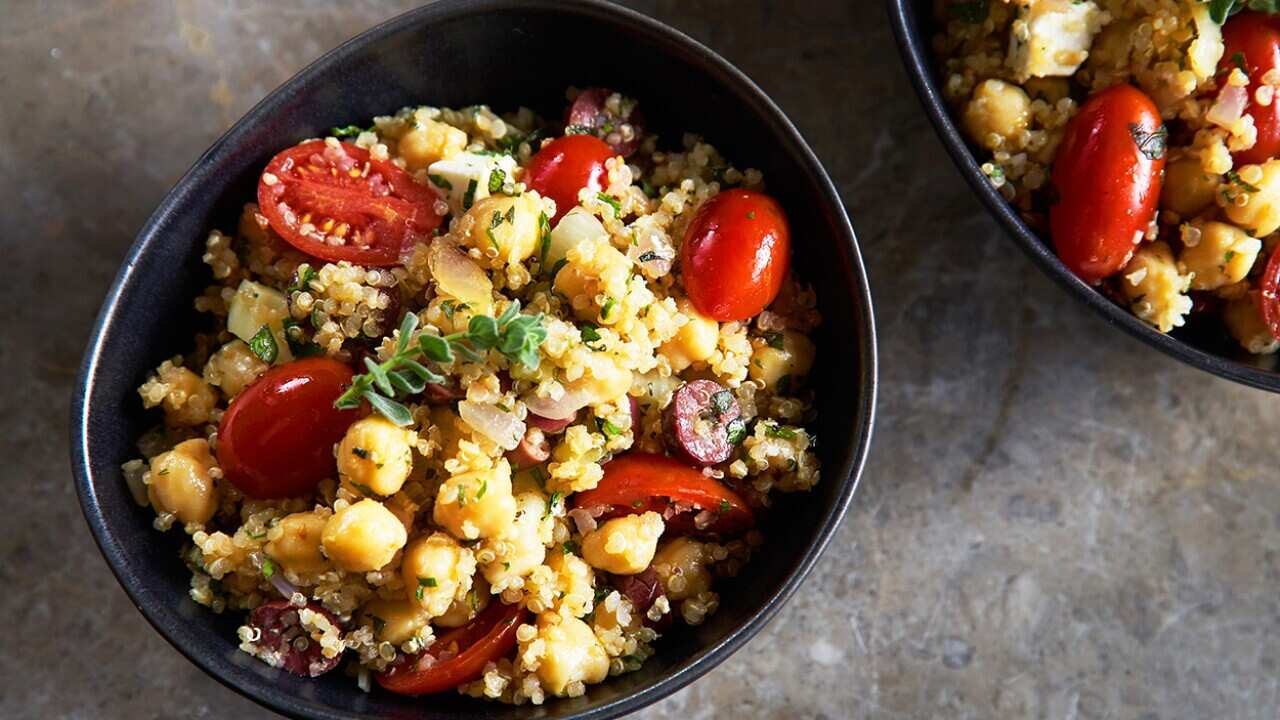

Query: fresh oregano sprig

[334,301,548,426]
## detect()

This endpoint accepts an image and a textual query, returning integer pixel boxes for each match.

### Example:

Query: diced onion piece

[521,387,593,421]
[428,239,492,306]
[458,400,526,451]
[1189,4,1225,82]
[547,208,607,269]
[1208,84,1249,130]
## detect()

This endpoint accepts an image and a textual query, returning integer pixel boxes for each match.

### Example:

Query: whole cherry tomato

[1050,84,1165,284]
[377,600,526,696]
[572,452,754,536]
[680,189,791,321]
[525,134,614,222]
[257,140,444,266]
[217,357,362,499]
[1258,242,1280,342]
[1222,12,1280,166]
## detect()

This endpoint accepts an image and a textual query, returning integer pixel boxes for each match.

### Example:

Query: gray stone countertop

[3,1,1277,718]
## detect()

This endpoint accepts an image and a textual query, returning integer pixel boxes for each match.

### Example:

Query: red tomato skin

[377,601,527,696]
[1259,242,1280,341]
[1222,12,1280,166]
[573,452,754,535]
[524,135,614,222]
[257,140,443,267]
[680,190,791,321]
[1050,84,1165,284]
[216,357,362,499]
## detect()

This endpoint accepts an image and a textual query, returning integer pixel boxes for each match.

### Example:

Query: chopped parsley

[351,447,369,459]
[488,168,506,194]
[261,558,276,579]
[597,417,624,437]
[562,540,579,556]
[597,191,622,218]
[416,577,437,600]
[463,178,478,210]
[763,331,786,350]
[248,325,278,364]
[349,481,375,496]
[428,174,453,191]
[330,123,369,138]
[288,264,317,294]
[765,422,797,440]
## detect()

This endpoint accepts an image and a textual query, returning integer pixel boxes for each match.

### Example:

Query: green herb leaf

[463,178,478,209]
[765,422,797,440]
[365,392,414,426]
[261,558,276,579]
[597,191,622,218]
[248,325,278,364]
[726,417,748,445]
[488,168,506,194]
[428,173,453,191]
[331,124,368,138]
[1128,123,1168,161]
[289,264,317,294]
[763,331,786,350]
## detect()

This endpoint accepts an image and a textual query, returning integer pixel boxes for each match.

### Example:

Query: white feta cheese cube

[426,151,519,217]
[1007,0,1105,81]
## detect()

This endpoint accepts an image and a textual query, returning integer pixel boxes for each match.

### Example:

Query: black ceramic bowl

[71,1,876,718]
[888,0,1280,392]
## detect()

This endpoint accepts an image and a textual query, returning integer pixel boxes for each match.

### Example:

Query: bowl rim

[886,0,1280,393]
[70,0,878,718]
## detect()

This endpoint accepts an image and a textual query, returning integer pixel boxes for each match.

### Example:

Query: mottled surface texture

[2,1,1277,718]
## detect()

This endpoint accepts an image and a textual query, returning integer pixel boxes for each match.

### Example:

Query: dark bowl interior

[888,0,1280,392]
[71,1,877,718]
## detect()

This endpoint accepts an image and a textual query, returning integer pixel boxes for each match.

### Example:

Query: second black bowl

[888,0,1280,392]
[71,1,877,718]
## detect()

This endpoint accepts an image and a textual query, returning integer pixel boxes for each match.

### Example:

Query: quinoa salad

[122,88,822,703]
[936,0,1280,354]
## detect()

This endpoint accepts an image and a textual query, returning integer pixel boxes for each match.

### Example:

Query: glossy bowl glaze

[888,0,1280,392]
[71,1,877,717]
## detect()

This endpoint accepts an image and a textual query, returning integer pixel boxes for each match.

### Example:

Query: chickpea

[401,531,475,617]
[1226,159,1280,237]
[264,511,330,575]
[1180,222,1261,291]
[202,340,267,398]
[652,537,713,602]
[1118,241,1193,333]
[748,329,817,390]
[434,459,518,541]
[545,548,596,617]
[361,597,430,645]
[962,80,1031,151]
[321,499,407,572]
[435,579,491,628]
[568,354,633,407]
[581,512,665,575]
[482,492,549,588]
[398,119,467,170]
[660,300,719,372]
[530,612,609,696]
[1160,158,1218,217]
[140,362,218,427]
[337,416,416,497]
[148,439,219,525]
[463,194,544,265]
[1224,292,1280,354]
[553,236,632,321]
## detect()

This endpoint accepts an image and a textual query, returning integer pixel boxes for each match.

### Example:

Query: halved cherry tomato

[680,189,791,321]
[217,357,362,499]
[525,134,614,222]
[1258,242,1280,341]
[1050,84,1165,284]
[572,453,754,536]
[377,601,526,696]
[257,140,443,266]
[1222,12,1280,166]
